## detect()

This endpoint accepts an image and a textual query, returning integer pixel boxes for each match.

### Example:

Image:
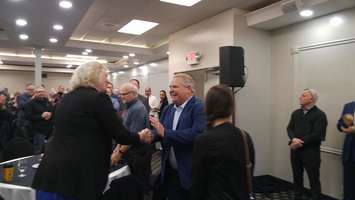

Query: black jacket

[32,87,141,200]
[25,98,54,137]
[287,106,328,149]
[191,123,255,200]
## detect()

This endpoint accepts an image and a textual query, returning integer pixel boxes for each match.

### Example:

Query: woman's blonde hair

[70,61,108,90]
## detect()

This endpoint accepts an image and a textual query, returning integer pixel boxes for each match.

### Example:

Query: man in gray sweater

[111,82,151,191]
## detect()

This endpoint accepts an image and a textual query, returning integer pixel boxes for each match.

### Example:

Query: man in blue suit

[150,73,205,200]
[337,101,355,200]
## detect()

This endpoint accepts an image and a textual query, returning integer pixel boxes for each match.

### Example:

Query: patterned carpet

[253,175,338,200]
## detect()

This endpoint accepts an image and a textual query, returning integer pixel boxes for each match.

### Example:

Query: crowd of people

[1,60,354,200]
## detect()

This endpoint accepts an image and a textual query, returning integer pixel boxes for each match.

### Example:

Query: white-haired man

[111,82,151,191]
[287,88,328,200]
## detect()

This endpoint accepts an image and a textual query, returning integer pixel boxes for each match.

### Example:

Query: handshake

[138,128,153,144]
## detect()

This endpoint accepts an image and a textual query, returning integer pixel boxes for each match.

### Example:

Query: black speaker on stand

[219,46,246,125]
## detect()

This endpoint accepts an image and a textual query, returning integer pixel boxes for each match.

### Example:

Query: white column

[34,48,42,86]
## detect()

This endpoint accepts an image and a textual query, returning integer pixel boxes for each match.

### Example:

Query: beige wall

[270,7,355,199]
[168,9,239,79]
[0,70,71,94]
[169,8,272,175]
[234,13,272,175]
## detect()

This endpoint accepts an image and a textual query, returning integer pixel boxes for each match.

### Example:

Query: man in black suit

[287,88,327,200]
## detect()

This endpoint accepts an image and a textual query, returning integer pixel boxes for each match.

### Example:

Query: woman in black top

[191,85,255,200]
[32,61,152,200]
[157,90,169,119]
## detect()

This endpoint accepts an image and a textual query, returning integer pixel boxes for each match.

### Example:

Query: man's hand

[138,128,152,143]
[41,112,52,120]
[290,138,304,150]
[341,126,355,134]
[150,116,165,137]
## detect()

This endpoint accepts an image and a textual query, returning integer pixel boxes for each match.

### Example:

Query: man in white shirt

[145,87,159,117]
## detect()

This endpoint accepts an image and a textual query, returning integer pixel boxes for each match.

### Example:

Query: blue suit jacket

[337,101,355,162]
[159,96,205,190]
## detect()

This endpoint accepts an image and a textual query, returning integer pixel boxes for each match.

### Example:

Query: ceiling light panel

[160,0,202,7]
[118,20,159,35]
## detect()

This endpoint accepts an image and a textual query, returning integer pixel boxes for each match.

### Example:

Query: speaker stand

[231,86,243,126]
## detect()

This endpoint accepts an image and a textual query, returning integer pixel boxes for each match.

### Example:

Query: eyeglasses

[119,91,132,96]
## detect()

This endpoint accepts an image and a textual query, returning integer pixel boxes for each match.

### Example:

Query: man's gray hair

[174,73,195,93]
[304,88,319,103]
[120,82,138,97]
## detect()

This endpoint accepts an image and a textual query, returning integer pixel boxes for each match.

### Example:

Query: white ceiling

[0,0,353,74]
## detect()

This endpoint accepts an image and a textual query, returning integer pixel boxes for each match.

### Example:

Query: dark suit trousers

[343,161,355,200]
[291,148,321,200]
[126,147,152,191]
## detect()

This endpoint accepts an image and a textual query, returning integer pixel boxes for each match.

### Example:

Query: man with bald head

[150,73,205,200]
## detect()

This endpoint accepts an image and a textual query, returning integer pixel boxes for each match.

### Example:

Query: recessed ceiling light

[59,0,72,9]
[53,24,63,30]
[133,61,139,65]
[49,37,58,43]
[166,51,170,55]
[124,65,129,68]
[160,0,202,7]
[129,53,136,57]
[82,52,88,55]
[85,49,92,53]
[118,19,159,35]
[329,16,343,26]
[0,60,3,65]
[149,63,158,67]
[19,34,29,40]
[66,64,72,68]
[139,65,147,69]
[299,9,313,17]
[15,19,27,26]
[123,55,129,59]
[118,71,125,74]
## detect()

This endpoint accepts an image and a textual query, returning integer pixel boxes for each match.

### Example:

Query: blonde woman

[32,61,152,200]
